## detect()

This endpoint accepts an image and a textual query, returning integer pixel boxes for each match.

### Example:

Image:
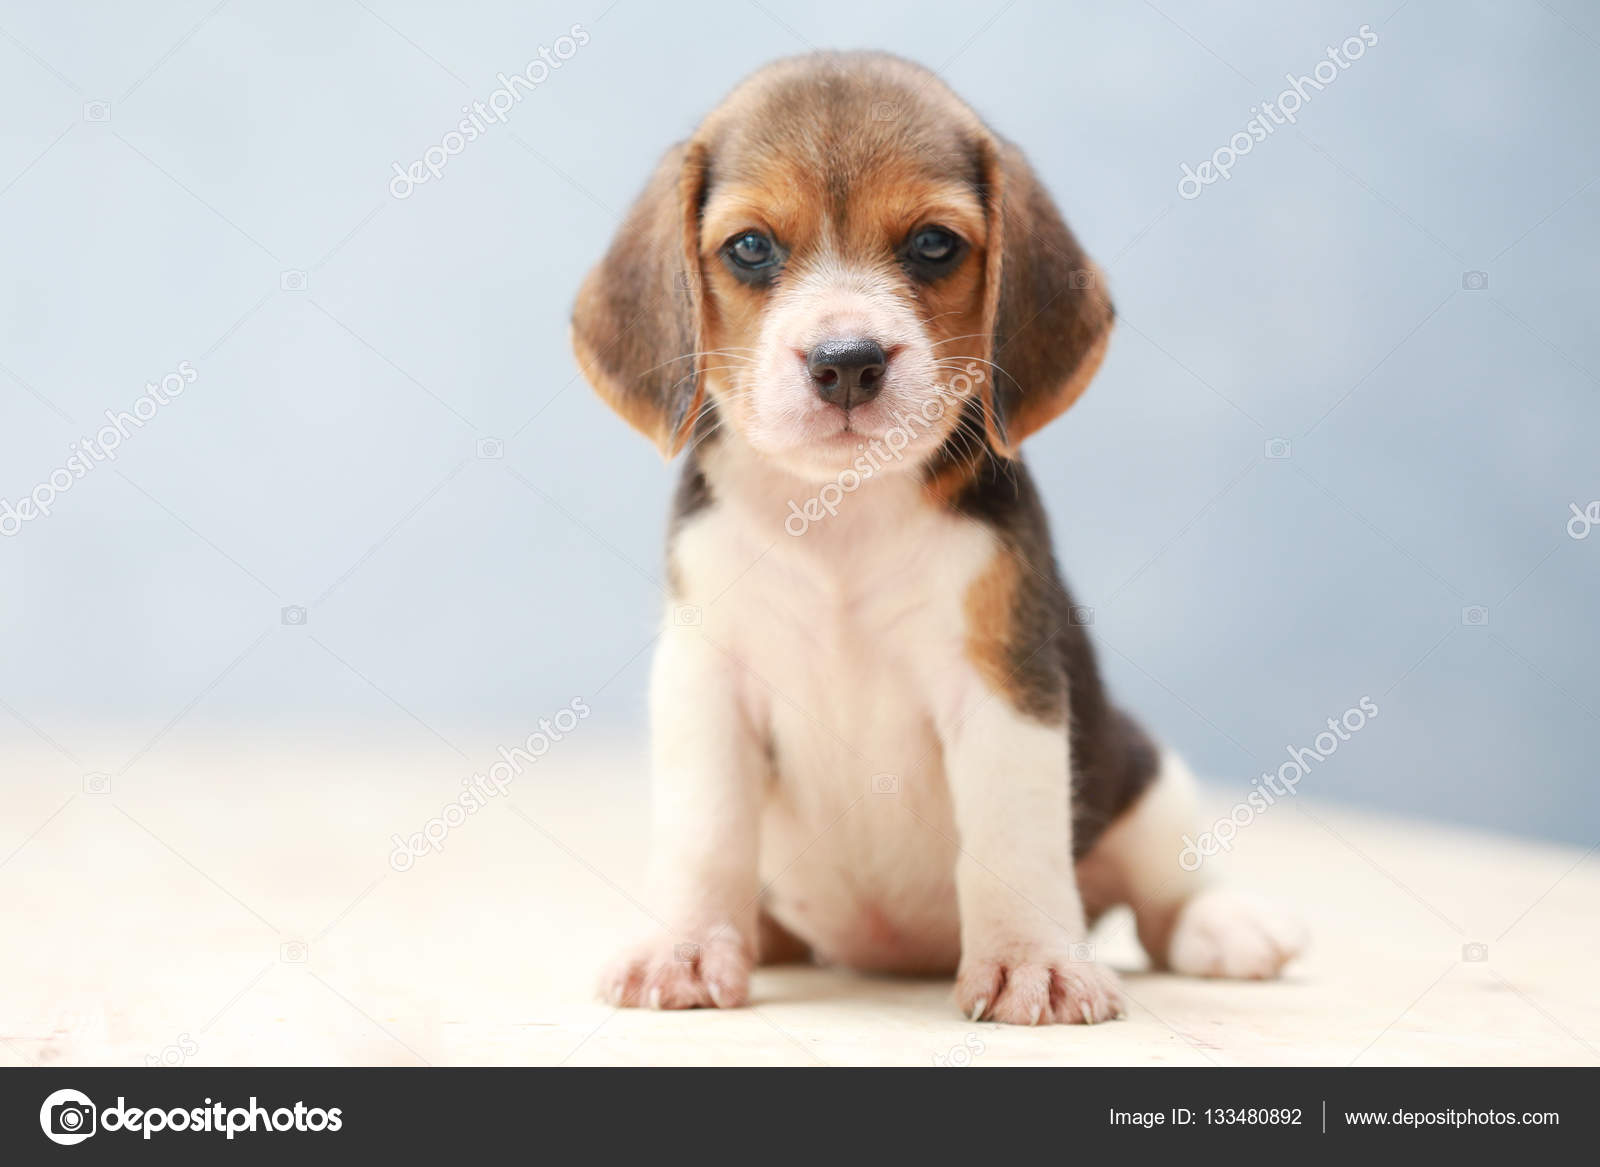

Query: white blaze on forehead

[768,253,910,343]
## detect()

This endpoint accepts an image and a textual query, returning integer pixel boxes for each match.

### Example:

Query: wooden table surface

[3,739,1595,1067]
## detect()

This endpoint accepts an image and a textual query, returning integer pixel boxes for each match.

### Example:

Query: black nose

[807,337,887,408]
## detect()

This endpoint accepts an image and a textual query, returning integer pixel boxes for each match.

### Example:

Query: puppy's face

[573,54,1113,484]
[693,108,991,480]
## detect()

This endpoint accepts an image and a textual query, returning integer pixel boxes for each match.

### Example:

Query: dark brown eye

[728,231,777,269]
[911,226,958,262]
[722,230,784,286]
[903,225,965,280]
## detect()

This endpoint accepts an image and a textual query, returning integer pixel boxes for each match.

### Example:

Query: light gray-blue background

[2,1,1595,844]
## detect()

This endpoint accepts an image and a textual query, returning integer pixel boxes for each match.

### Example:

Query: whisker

[681,419,727,460]
[635,349,758,378]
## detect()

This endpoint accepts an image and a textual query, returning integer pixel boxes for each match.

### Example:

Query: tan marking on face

[571,53,1114,477]
[682,58,998,480]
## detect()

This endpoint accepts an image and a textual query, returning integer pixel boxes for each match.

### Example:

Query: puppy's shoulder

[938,452,1077,724]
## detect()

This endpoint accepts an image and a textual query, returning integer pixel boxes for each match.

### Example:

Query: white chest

[666,444,999,967]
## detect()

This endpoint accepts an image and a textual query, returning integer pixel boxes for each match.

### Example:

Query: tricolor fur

[572,52,1304,1024]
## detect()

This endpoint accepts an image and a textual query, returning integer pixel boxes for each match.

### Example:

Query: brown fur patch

[571,142,709,456]
[963,544,1068,725]
[919,399,991,508]
[922,447,985,509]
[951,455,1160,859]
[963,547,1015,697]
[973,141,1115,455]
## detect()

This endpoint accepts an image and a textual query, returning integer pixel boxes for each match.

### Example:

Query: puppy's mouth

[807,404,892,444]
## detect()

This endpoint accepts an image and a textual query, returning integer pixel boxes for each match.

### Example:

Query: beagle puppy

[572,52,1304,1025]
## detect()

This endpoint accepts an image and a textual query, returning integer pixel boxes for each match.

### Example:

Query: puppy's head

[572,52,1112,482]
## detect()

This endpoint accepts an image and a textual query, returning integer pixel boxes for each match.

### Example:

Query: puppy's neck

[693,427,942,551]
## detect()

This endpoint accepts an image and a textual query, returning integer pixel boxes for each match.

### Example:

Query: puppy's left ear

[571,140,710,457]
[976,136,1114,455]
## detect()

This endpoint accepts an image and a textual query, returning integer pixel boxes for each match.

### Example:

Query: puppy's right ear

[973,135,1114,457]
[571,141,709,457]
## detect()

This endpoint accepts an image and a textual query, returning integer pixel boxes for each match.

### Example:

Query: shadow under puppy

[571,52,1304,1024]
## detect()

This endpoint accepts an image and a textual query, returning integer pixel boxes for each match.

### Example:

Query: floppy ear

[976,136,1114,455]
[571,141,709,457]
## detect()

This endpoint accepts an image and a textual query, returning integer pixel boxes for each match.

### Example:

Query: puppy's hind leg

[1082,752,1307,979]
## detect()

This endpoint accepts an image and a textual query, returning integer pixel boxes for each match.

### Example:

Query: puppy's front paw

[1165,889,1306,979]
[955,944,1125,1025]
[599,925,752,1010]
